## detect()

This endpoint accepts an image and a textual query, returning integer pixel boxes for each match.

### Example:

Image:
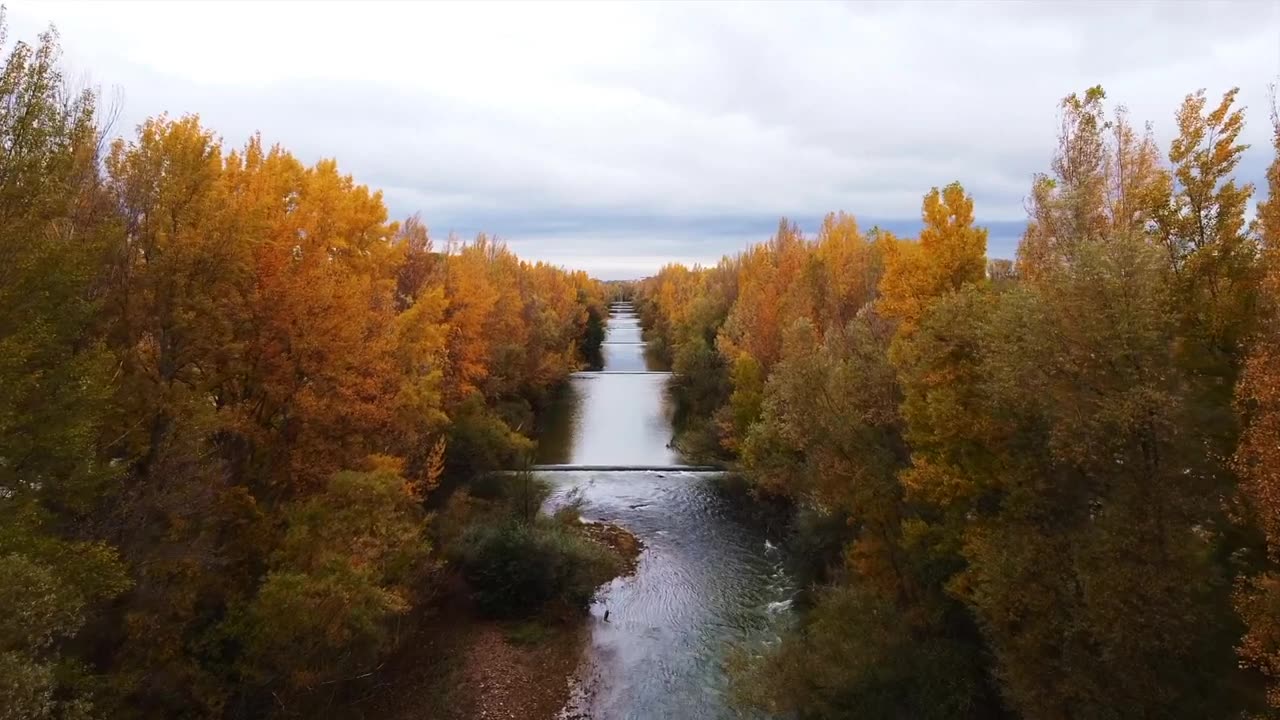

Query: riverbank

[360,520,642,720]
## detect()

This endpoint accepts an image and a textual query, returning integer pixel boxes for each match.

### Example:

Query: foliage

[241,465,433,704]
[732,583,992,720]
[641,84,1277,719]
[1236,103,1280,713]
[0,18,605,719]
[446,472,619,618]
[6,12,1280,719]
[451,519,621,617]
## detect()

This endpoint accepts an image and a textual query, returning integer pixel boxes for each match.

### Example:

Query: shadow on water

[534,382,583,465]
[531,303,795,719]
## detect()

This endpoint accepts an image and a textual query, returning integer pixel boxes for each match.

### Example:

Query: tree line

[636,85,1280,717]
[1,25,608,719]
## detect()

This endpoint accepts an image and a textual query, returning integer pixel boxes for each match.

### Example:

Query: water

[535,302,795,719]
[535,373,678,466]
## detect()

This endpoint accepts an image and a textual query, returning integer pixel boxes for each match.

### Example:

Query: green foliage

[0,22,113,514]
[451,519,621,617]
[0,21,131,720]
[444,396,535,481]
[732,583,991,719]
[0,546,129,720]
[242,467,433,698]
[727,353,765,442]
[960,235,1241,717]
[503,621,552,647]
[670,339,731,459]
[245,568,408,689]
[580,301,607,370]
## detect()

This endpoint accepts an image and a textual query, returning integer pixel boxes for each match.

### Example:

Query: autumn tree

[1151,88,1259,478]
[895,202,1245,718]
[879,183,987,335]
[1017,87,1167,281]
[1235,102,1280,713]
[377,212,453,486]
[718,219,809,375]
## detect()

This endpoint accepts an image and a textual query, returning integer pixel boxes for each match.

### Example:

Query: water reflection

[535,374,679,465]
[537,304,677,464]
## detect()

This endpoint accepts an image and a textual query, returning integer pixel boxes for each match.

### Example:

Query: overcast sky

[8,1,1278,279]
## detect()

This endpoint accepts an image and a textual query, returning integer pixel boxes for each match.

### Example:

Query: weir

[531,464,722,472]
[529,299,793,719]
[532,300,684,468]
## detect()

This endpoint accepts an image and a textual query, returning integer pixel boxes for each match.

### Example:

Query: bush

[451,519,621,617]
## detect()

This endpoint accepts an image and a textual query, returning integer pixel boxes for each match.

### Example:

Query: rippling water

[544,471,795,719]
[534,303,794,719]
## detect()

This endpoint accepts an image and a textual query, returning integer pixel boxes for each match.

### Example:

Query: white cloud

[7,0,1277,278]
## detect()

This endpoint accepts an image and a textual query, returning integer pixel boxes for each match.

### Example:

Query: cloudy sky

[7,1,1278,278]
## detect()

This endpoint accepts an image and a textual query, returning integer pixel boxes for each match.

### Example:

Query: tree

[242,461,434,704]
[940,236,1240,718]
[0,23,115,516]
[1154,88,1258,382]
[0,22,131,720]
[1017,87,1167,282]
[879,183,987,335]
[1235,101,1280,713]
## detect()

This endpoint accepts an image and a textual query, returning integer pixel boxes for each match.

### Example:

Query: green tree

[938,236,1240,718]
[0,22,131,720]
[242,463,433,704]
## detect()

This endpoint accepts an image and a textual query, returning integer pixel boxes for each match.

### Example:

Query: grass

[504,620,552,646]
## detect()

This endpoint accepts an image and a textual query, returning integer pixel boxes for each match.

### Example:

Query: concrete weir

[530,464,723,472]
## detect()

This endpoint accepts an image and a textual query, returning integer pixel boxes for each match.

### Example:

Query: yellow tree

[719,224,790,373]
[523,261,585,390]
[441,236,500,403]
[879,183,987,335]
[814,211,882,330]
[1154,88,1258,373]
[103,115,233,474]
[388,217,450,482]
[231,151,399,498]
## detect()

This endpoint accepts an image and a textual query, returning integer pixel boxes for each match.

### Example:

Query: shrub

[451,519,621,617]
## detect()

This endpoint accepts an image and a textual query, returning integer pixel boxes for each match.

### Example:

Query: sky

[7,1,1279,279]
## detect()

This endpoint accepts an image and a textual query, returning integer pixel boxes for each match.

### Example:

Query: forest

[637,84,1280,718]
[8,12,1280,720]
[1,23,626,720]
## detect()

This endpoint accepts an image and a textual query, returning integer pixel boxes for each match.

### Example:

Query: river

[534,302,796,719]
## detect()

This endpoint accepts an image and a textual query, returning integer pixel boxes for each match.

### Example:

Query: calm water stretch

[534,303,795,720]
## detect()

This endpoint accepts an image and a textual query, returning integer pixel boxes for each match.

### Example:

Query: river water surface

[535,302,795,719]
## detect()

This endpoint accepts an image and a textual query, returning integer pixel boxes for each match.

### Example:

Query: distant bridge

[525,464,725,473]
